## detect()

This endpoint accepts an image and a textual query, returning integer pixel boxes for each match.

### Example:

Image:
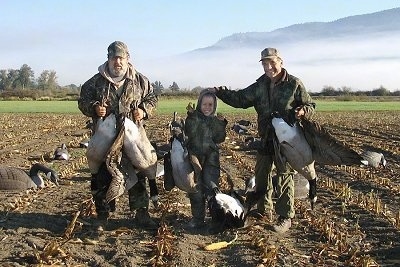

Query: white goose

[271,113,363,208]
[86,113,158,205]
[207,182,246,233]
[164,112,198,193]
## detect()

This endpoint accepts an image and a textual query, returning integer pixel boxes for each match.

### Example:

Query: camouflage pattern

[259,47,281,61]
[185,110,227,158]
[79,62,158,214]
[216,68,315,219]
[184,95,228,222]
[215,68,315,139]
[107,41,129,58]
[78,63,157,124]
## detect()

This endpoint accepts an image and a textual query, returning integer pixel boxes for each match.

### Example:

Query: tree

[37,70,58,90]
[371,85,390,96]
[169,81,180,92]
[321,85,337,96]
[18,64,35,90]
[151,81,164,95]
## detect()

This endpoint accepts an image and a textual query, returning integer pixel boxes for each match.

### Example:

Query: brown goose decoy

[0,163,59,190]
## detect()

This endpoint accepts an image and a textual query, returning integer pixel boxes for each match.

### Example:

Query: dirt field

[0,111,399,267]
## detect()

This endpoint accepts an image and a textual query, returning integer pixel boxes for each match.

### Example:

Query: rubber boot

[309,178,317,209]
[135,207,158,230]
[187,193,206,229]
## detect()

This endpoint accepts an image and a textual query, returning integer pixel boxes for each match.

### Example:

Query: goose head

[53,143,70,160]
[29,163,59,187]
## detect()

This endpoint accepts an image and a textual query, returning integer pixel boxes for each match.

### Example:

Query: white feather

[215,193,244,218]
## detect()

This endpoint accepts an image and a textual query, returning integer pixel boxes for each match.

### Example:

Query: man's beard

[109,65,127,78]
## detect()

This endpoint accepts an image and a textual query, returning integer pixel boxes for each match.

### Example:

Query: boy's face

[200,95,215,116]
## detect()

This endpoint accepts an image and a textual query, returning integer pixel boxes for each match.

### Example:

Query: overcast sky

[1,0,399,91]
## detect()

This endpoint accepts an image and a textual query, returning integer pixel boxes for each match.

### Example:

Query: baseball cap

[259,47,281,61]
[107,41,129,58]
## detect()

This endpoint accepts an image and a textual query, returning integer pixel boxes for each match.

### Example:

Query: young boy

[184,89,228,232]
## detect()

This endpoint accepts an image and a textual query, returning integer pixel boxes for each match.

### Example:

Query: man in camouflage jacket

[78,41,158,230]
[212,47,315,233]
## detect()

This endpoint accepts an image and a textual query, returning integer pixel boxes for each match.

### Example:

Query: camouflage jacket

[216,68,315,139]
[185,110,227,157]
[78,62,157,124]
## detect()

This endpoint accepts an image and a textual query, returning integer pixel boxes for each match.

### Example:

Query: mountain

[146,8,400,92]
[195,7,400,52]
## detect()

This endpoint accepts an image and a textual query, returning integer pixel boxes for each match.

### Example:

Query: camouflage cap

[259,47,281,61]
[107,41,129,58]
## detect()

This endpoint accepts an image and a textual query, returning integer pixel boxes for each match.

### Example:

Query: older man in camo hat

[78,41,158,231]
[211,47,316,233]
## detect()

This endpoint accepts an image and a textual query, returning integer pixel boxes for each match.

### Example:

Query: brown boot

[135,208,158,230]
[273,216,291,233]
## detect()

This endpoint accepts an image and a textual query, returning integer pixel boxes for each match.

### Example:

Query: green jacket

[216,68,315,139]
[185,110,227,156]
[78,62,157,123]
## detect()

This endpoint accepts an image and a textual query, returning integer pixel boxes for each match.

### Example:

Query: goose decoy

[244,137,262,150]
[53,143,70,160]
[0,163,59,190]
[231,123,248,134]
[361,151,387,168]
[271,113,363,209]
[236,120,252,127]
[79,138,90,148]
[244,176,256,194]
[207,182,246,234]
[167,112,198,193]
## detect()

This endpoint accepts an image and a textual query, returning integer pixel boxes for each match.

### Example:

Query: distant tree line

[1,64,399,99]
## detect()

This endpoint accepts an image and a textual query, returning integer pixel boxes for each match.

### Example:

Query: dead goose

[361,151,387,168]
[207,182,246,234]
[53,143,70,160]
[271,113,363,209]
[164,112,198,193]
[86,112,159,205]
[0,163,59,190]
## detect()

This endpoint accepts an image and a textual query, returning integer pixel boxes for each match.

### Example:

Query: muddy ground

[0,111,399,267]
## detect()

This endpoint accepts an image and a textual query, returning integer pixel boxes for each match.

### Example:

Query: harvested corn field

[0,111,399,267]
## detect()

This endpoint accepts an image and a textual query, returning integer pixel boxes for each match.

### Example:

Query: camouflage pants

[255,152,295,219]
[91,163,149,217]
[188,151,220,219]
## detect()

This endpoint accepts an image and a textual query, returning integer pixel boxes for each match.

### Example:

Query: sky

[1,0,400,92]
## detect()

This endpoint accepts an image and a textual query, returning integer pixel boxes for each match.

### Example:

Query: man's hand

[295,106,305,119]
[95,103,108,117]
[133,108,145,122]
[211,86,227,93]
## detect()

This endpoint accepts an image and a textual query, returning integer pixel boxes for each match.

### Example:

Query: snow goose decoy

[0,163,59,190]
[53,143,70,160]
[361,151,387,168]
[207,182,246,234]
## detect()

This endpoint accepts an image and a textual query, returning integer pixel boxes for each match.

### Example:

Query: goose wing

[300,119,362,166]
[0,167,36,190]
